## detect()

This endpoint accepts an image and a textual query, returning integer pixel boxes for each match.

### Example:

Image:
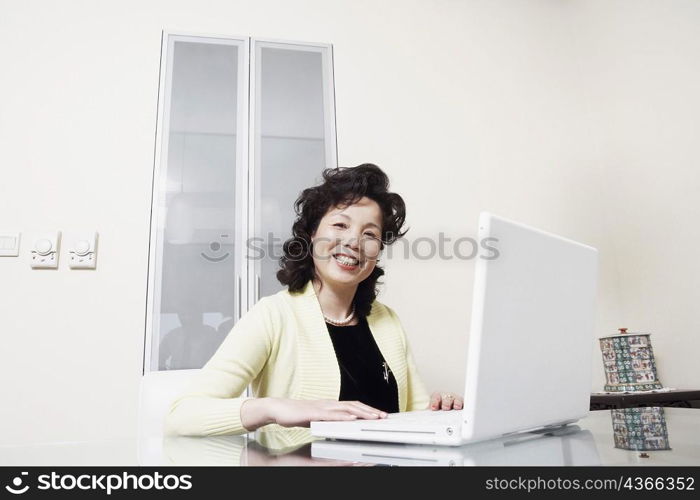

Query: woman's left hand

[429,391,464,411]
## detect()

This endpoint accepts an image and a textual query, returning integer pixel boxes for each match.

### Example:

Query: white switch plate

[0,232,20,256]
[31,232,61,269]
[68,232,98,269]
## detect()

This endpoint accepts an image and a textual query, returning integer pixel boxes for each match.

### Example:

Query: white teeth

[334,254,359,266]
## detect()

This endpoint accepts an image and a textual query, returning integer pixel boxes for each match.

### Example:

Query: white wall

[0,0,697,446]
[357,0,623,395]
[569,0,700,391]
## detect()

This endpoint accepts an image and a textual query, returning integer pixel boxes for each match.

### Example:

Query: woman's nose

[343,238,360,251]
[341,232,361,251]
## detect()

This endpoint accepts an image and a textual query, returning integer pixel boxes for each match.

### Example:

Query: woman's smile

[332,252,361,271]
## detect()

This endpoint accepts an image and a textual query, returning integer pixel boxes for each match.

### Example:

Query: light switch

[0,233,21,257]
[31,232,61,269]
[68,232,98,269]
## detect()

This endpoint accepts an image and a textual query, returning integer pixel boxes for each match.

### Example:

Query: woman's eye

[333,223,347,229]
[365,233,380,239]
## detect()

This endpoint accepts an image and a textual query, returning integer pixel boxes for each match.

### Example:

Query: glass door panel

[146,34,248,372]
[251,41,337,301]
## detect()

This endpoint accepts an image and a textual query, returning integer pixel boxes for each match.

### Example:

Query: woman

[165,164,463,436]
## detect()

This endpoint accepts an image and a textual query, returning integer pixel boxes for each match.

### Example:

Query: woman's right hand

[241,397,388,431]
[271,398,388,428]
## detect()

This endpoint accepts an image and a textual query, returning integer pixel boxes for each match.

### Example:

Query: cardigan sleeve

[163,297,275,437]
[385,305,431,411]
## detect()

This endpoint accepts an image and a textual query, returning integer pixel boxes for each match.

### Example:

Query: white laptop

[311,212,599,446]
[311,426,601,466]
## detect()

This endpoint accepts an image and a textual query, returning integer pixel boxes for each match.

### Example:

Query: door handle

[237,276,242,319]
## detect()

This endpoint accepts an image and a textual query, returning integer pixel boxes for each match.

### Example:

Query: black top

[325,316,399,414]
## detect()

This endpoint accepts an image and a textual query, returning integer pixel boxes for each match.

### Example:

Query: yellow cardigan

[164,280,430,437]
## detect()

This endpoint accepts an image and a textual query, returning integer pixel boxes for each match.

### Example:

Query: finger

[441,395,453,411]
[429,392,441,410]
[345,400,384,414]
[453,397,464,410]
[336,401,382,419]
[345,401,387,418]
[317,410,358,422]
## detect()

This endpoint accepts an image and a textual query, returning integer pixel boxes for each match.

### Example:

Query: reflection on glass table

[611,407,671,451]
[1,408,699,466]
[159,428,596,467]
[311,425,600,466]
[156,408,699,466]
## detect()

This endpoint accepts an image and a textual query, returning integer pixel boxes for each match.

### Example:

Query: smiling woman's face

[310,196,384,288]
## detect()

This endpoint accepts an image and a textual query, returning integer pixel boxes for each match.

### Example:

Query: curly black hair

[277,163,408,319]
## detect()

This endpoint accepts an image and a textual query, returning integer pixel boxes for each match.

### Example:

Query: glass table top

[1,408,698,466]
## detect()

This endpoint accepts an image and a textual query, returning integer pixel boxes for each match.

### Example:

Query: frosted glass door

[147,35,248,371]
[251,41,337,301]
